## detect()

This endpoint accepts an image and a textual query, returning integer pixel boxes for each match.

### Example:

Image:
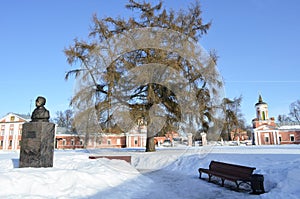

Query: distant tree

[277,100,300,124]
[221,96,245,141]
[245,125,253,139]
[277,114,292,123]
[53,109,75,131]
[289,100,300,122]
[64,0,223,151]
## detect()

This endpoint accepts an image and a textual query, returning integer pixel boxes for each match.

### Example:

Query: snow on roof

[0,112,31,123]
[14,113,31,120]
[56,126,77,135]
[278,125,300,130]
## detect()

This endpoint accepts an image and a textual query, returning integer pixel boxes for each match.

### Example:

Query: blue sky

[1,0,300,125]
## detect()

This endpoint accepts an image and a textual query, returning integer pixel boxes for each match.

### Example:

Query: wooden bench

[198,161,257,191]
[89,155,131,164]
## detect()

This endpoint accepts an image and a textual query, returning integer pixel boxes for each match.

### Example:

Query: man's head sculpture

[31,96,50,122]
[36,96,46,107]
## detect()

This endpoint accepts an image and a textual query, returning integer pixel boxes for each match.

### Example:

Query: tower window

[262,111,266,120]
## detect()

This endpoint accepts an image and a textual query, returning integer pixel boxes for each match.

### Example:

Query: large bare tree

[64,0,223,151]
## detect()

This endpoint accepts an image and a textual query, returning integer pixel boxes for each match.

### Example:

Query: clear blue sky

[1,0,300,125]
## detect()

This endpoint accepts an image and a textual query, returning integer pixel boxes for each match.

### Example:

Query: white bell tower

[255,94,268,121]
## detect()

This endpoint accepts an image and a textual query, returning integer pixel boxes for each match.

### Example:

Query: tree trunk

[145,84,156,152]
[145,136,156,152]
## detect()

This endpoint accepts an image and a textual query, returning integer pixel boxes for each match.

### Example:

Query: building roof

[254,124,277,131]
[278,125,300,130]
[0,112,31,123]
[255,94,267,106]
[14,113,31,120]
[56,126,77,135]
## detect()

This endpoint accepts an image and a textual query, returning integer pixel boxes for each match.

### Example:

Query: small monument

[201,132,207,146]
[19,96,55,168]
[187,133,193,146]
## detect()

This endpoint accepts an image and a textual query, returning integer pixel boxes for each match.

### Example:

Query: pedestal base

[19,122,55,168]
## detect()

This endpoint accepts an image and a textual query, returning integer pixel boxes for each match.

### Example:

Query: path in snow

[135,169,252,199]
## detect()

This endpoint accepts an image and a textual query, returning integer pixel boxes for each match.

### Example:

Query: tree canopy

[221,96,246,141]
[64,0,224,151]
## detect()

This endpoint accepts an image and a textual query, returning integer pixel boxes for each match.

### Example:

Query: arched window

[262,111,266,120]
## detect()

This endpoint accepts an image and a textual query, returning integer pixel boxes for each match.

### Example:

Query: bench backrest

[209,161,256,179]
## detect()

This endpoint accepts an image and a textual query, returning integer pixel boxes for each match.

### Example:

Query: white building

[0,113,30,150]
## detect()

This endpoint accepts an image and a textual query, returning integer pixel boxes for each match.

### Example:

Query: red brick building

[230,129,250,141]
[252,95,300,145]
[55,127,84,149]
[1,113,178,150]
[0,113,147,150]
[55,125,146,149]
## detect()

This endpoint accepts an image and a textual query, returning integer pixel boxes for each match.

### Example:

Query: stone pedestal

[19,122,55,168]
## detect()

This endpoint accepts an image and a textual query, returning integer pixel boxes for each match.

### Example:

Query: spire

[258,94,263,103]
[255,94,267,106]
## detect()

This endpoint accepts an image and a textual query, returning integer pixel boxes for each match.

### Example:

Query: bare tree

[277,114,292,124]
[53,109,74,130]
[289,100,300,122]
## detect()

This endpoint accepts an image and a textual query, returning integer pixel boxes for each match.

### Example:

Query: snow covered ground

[1,145,300,199]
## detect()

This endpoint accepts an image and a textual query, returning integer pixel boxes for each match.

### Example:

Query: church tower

[252,94,275,128]
[255,94,268,121]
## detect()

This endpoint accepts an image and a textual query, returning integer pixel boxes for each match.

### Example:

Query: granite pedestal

[19,122,55,168]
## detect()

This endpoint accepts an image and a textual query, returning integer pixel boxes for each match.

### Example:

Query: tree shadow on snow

[86,158,255,199]
[11,158,19,168]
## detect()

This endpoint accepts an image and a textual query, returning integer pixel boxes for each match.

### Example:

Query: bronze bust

[31,96,50,122]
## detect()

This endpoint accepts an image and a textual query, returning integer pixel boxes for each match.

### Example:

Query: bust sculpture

[20,96,54,168]
[31,96,50,122]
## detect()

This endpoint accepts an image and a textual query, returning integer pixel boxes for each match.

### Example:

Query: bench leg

[199,172,202,179]
[235,181,240,189]
[221,179,225,187]
[208,174,212,182]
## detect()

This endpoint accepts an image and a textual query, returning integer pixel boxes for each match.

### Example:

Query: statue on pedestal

[31,96,50,122]
[20,96,55,168]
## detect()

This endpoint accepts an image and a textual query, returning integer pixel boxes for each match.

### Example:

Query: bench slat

[209,161,255,179]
